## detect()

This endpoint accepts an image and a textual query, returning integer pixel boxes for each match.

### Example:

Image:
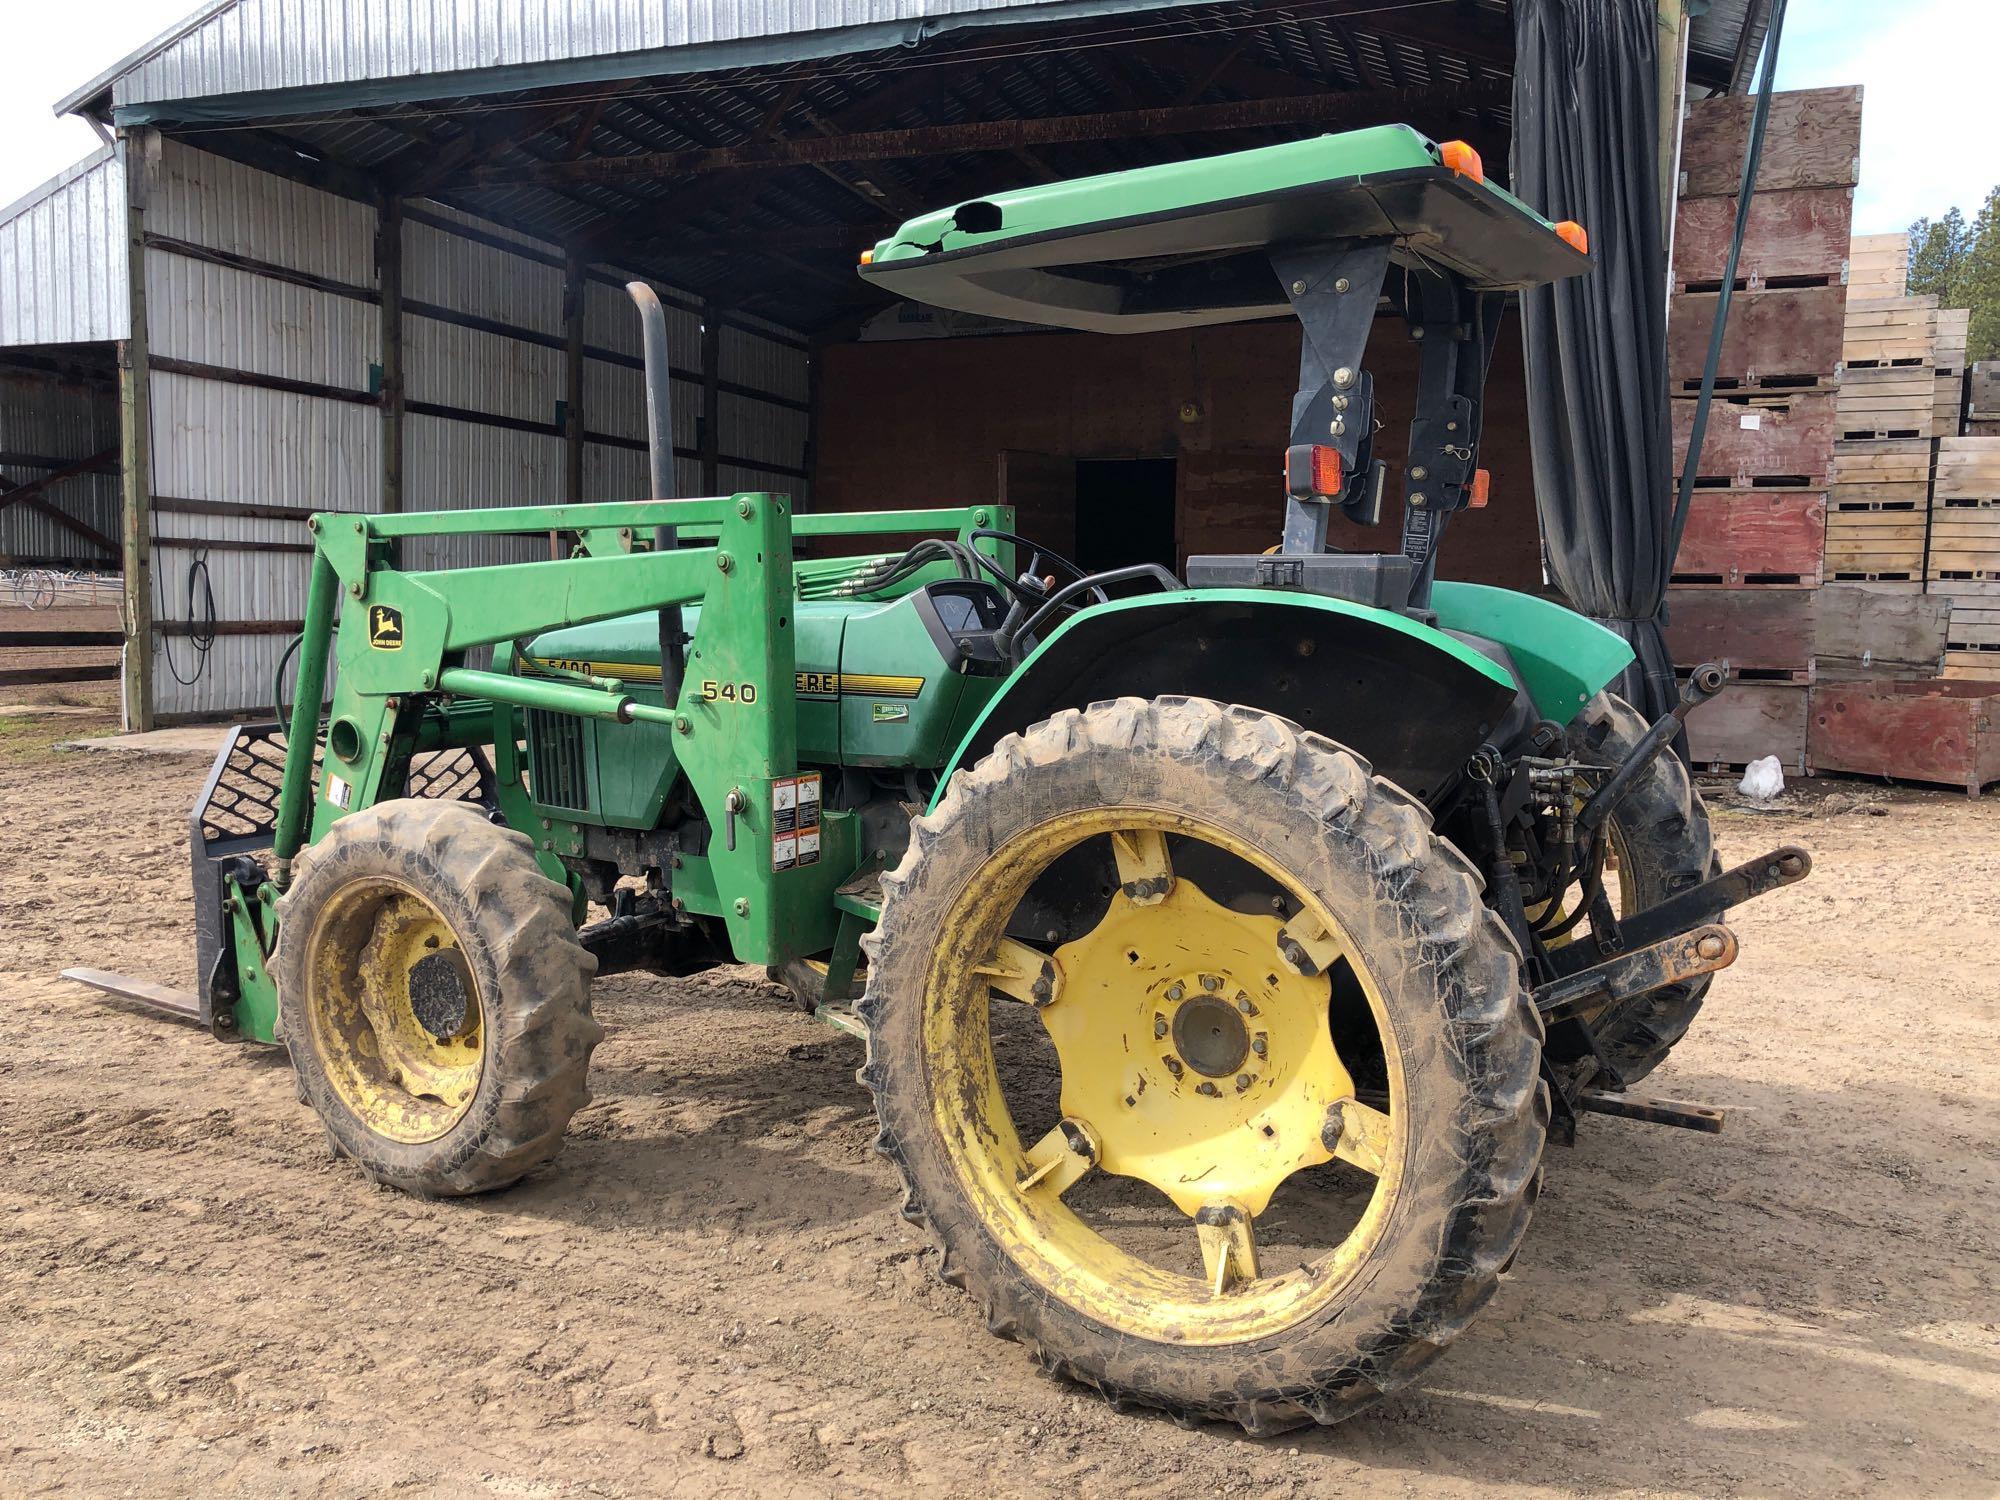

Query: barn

[0,0,1768,727]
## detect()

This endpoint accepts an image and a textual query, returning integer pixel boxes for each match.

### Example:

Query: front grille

[526,709,590,810]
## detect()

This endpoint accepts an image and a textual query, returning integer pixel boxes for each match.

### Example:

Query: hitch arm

[1577,660,1728,839]
[1549,844,1811,978]
[1534,923,1737,1024]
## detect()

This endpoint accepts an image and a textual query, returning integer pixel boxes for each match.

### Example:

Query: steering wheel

[967,529,1111,613]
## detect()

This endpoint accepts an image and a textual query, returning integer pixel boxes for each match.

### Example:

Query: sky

[0,0,1994,230]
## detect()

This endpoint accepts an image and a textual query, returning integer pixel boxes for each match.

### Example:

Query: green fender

[932,585,1633,808]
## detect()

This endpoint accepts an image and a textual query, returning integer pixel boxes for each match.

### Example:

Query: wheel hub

[1040,877,1355,1216]
[1166,984,1254,1081]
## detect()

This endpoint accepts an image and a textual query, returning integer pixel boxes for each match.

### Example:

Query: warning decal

[772,772,823,870]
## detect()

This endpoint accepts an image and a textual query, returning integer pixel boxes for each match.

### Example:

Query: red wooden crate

[1671,392,1836,485]
[1672,188,1853,287]
[1808,680,2000,796]
[1680,86,1862,198]
[1668,286,1846,387]
[1672,491,1825,585]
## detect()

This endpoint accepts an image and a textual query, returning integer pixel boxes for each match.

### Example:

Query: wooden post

[700,304,721,496]
[118,128,156,732]
[377,197,404,512]
[562,252,585,553]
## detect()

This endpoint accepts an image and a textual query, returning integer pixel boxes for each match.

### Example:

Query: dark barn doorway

[1075,457,1177,574]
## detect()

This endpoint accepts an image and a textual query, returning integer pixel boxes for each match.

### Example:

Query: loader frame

[207,497,1011,1043]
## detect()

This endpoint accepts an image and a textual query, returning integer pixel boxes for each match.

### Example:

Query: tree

[1966,186,2000,365]
[1905,193,2000,365]
[1907,207,1973,305]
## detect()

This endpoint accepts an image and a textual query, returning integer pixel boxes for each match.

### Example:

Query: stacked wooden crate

[1830,234,1936,587]
[1666,87,1859,771]
[1932,438,2000,679]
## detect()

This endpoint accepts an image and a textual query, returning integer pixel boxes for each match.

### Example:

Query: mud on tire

[858,696,1546,1432]
[274,798,602,1197]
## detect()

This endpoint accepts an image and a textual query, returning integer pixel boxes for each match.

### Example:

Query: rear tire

[274,799,602,1197]
[860,696,1545,1431]
[1558,692,1718,1084]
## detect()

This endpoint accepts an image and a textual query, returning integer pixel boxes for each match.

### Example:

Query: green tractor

[76,124,1810,1432]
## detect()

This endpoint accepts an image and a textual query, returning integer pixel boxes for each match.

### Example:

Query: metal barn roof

[45,1,1768,337]
[0,145,130,347]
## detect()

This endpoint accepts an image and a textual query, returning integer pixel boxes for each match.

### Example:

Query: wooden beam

[562,251,584,553]
[465,82,1510,189]
[119,129,156,730]
[377,198,404,513]
[0,476,118,555]
[0,447,118,513]
[388,94,590,197]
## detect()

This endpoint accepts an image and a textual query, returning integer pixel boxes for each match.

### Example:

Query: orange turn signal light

[859,248,875,266]
[1554,220,1589,255]
[1468,468,1492,509]
[1439,140,1484,184]
[1285,443,1344,498]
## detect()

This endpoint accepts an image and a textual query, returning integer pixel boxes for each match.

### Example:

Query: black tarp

[1511,0,1677,721]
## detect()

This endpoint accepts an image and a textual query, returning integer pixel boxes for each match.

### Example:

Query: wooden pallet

[1943,650,2000,681]
[1842,295,1940,368]
[1669,285,1846,386]
[1932,436,2000,501]
[1808,680,2000,795]
[1671,490,1825,585]
[1936,308,1970,372]
[1673,188,1853,288]
[1665,588,1815,676]
[1829,437,1931,501]
[1680,86,1861,198]
[1814,583,1949,680]
[1825,501,1926,581]
[1836,366,1933,440]
[1686,680,1809,772]
[1927,498,2000,579]
[1969,366,2000,422]
[1845,232,1908,300]
[1935,369,1964,440]
[1670,391,1835,485]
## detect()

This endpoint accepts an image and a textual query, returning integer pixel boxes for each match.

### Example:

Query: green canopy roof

[860,125,1591,334]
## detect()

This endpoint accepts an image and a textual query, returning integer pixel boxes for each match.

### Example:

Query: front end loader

[68,124,1810,1433]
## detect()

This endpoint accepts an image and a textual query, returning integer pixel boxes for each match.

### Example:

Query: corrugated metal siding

[145,138,381,719]
[151,137,374,279]
[0,146,129,347]
[139,147,810,717]
[147,252,375,388]
[0,371,119,563]
[102,0,1110,111]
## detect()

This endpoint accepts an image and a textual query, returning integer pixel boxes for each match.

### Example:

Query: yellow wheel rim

[921,808,1407,1346]
[303,876,485,1144]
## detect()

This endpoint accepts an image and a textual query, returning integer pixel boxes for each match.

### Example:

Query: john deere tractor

[72,125,1810,1432]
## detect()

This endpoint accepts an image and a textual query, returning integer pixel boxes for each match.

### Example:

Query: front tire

[273,798,602,1197]
[859,697,1545,1431]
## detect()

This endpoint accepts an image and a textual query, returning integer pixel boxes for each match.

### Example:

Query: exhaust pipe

[627,281,687,706]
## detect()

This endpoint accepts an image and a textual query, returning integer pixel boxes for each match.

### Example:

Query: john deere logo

[368,604,404,650]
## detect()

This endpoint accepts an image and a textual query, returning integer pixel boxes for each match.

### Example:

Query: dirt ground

[1,710,1995,1499]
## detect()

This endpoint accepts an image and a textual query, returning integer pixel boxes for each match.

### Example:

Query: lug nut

[1235,1074,1252,1092]
[1200,973,1222,992]
[1165,982,1185,1002]
[1153,1014,1168,1039]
